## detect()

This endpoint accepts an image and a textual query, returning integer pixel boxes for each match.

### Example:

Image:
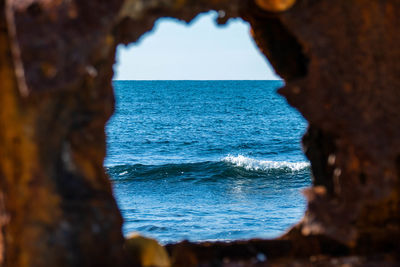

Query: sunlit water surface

[106,80,310,244]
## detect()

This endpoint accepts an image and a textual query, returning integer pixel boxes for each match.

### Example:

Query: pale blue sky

[113,11,280,80]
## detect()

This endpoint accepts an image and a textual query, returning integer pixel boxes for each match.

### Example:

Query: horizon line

[112,79,283,81]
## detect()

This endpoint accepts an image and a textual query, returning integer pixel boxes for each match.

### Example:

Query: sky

[113,11,280,80]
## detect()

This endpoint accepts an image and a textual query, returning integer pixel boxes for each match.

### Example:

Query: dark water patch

[107,158,310,182]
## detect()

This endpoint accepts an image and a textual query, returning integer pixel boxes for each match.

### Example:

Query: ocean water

[106,80,310,244]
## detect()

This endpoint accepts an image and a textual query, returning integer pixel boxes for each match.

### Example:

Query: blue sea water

[106,80,311,244]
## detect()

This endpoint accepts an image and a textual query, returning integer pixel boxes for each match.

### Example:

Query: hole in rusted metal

[110,12,311,244]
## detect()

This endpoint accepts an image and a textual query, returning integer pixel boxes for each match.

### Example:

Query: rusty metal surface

[0,0,399,266]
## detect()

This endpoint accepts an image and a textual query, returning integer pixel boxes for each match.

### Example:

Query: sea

[106,80,311,244]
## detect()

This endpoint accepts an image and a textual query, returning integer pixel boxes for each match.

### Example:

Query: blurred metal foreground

[0,0,399,266]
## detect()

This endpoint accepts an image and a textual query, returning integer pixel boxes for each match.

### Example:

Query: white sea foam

[222,155,309,172]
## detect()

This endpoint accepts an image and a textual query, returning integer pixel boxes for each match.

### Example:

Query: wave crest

[222,155,309,172]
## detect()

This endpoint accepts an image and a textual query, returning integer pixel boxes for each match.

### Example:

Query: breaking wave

[107,155,310,181]
[222,155,309,172]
